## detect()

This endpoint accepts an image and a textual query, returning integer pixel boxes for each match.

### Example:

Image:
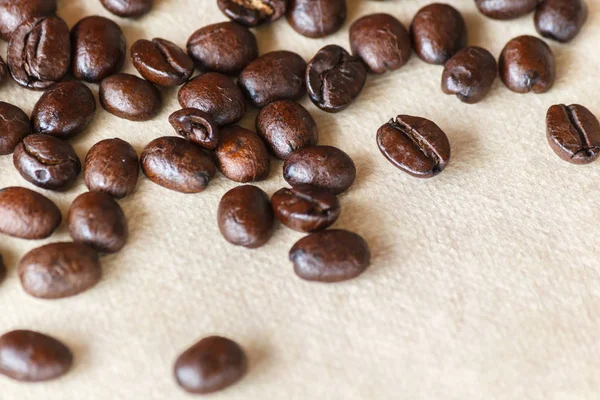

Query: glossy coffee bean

[289,229,370,283]
[287,0,346,38]
[71,16,126,83]
[0,187,61,240]
[8,16,70,90]
[535,0,588,43]
[499,35,555,94]
[441,46,497,104]
[475,0,539,20]
[218,0,287,27]
[272,185,340,232]
[100,73,161,121]
[0,102,30,155]
[0,255,5,285]
[141,136,216,193]
[101,0,153,18]
[283,146,356,194]
[174,336,247,394]
[215,125,270,183]
[178,73,246,126]
[13,134,81,190]
[0,0,56,41]
[131,38,194,87]
[546,104,600,164]
[217,185,274,248]
[0,330,72,382]
[169,108,219,150]
[84,138,139,198]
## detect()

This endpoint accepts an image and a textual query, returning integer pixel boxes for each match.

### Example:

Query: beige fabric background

[1,0,599,398]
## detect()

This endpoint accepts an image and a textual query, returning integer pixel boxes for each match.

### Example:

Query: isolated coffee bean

[535,0,588,43]
[287,0,346,38]
[0,102,30,155]
[131,38,194,86]
[218,0,287,27]
[0,255,5,285]
[475,0,539,20]
[169,108,219,150]
[100,73,161,121]
[441,46,497,104]
[272,185,340,232]
[0,187,61,240]
[546,104,600,164]
[0,0,57,41]
[101,0,153,18]
[215,126,270,183]
[84,138,139,198]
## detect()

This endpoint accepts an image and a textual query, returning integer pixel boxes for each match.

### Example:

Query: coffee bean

[178,73,246,126]
[441,46,497,104]
[283,146,356,194]
[13,134,81,190]
[141,136,216,193]
[535,0,588,43]
[169,108,219,150]
[8,16,70,90]
[131,38,194,87]
[287,0,346,38]
[71,16,126,83]
[215,125,270,183]
[238,50,306,108]
[174,336,247,394]
[306,45,367,113]
[0,0,56,41]
[272,185,340,232]
[0,102,30,156]
[0,55,7,83]
[499,35,556,94]
[187,22,258,76]
[218,0,287,27]
[101,0,153,18]
[0,187,61,240]
[218,185,274,248]
[100,73,161,121]
[84,138,139,198]
[289,229,370,283]
[0,330,72,382]
[475,0,539,20]
[546,104,600,164]
[0,254,5,285]
[68,192,128,253]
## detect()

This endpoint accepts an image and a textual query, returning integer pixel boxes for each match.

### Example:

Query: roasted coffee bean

[178,73,246,126]
[499,35,555,94]
[377,115,451,178]
[71,16,126,83]
[475,0,539,20]
[187,22,257,76]
[287,0,346,38]
[131,38,194,87]
[0,0,56,41]
[0,102,30,155]
[441,46,497,104]
[84,138,139,198]
[272,185,340,232]
[256,100,318,159]
[217,185,274,248]
[100,73,161,121]
[283,146,356,194]
[349,13,411,74]
[306,45,366,113]
[13,134,81,190]
[0,187,61,239]
[546,104,600,164]
[215,125,270,183]
[169,108,219,150]
[8,16,70,90]
[218,0,287,27]
[535,0,588,43]
[101,0,153,18]
[0,55,7,83]
[289,229,370,283]
[174,336,247,394]
[68,191,128,253]
[0,330,72,382]
[141,136,216,193]
[0,255,5,285]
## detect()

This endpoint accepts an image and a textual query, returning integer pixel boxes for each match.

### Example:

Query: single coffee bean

[218,0,287,27]
[306,45,367,113]
[499,35,556,94]
[0,102,30,155]
[100,73,161,121]
[283,145,356,194]
[8,16,70,90]
[535,0,588,43]
[546,104,600,164]
[141,136,216,193]
[0,254,5,285]
[0,187,61,240]
[13,134,81,190]
[217,185,274,248]
[71,16,126,83]
[178,73,246,126]
[287,0,346,38]
[0,55,7,83]
[174,336,247,394]
[475,0,539,20]
[169,108,219,150]
[272,185,340,232]
[215,125,270,183]
[131,38,194,87]
[101,0,153,18]
[349,13,412,74]
[84,138,139,198]
[0,330,72,382]
[256,100,318,159]
[238,50,306,108]
[0,0,56,41]
[187,22,257,76]
[441,46,497,104]
[289,229,370,283]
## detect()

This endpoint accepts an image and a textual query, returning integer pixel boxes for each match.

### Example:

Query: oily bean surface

[535,0,588,43]
[0,0,57,41]
[286,0,346,38]
[100,73,161,121]
[0,102,30,155]
[101,0,153,18]
[215,125,270,183]
[218,0,287,27]
[272,185,340,232]
[169,108,219,150]
[476,0,540,20]
[546,104,600,164]
[131,38,194,87]
[0,187,61,240]
[441,46,497,104]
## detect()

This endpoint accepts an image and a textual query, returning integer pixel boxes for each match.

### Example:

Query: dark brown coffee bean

[217,185,274,248]
[131,38,194,87]
[169,108,219,150]
[287,0,346,38]
[283,146,356,194]
[187,22,258,76]
[290,229,370,283]
[8,16,70,90]
[475,0,539,20]
[0,254,5,285]
[218,0,287,27]
[306,45,366,113]
[84,138,139,198]
[499,35,556,94]
[174,336,247,394]
[272,185,340,232]
[71,16,126,83]
[215,125,270,183]
[13,134,81,190]
[0,0,56,41]
[238,50,306,108]
[0,102,30,155]
[100,73,161,121]
[101,0,153,18]
[0,187,61,240]
[0,330,72,382]
[546,104,600,164]
[141,136,216,193]
[535,0,588,43]
[441,46,497,104]
[178,73,246,126]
